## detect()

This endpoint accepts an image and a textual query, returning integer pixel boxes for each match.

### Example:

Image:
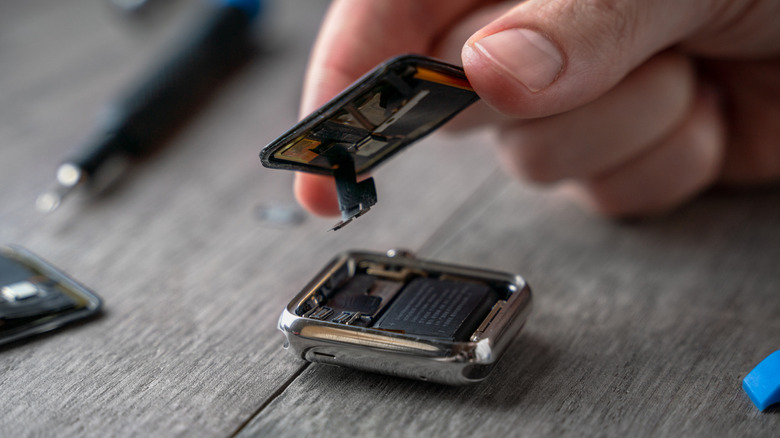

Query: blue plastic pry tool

[743,350,780,411]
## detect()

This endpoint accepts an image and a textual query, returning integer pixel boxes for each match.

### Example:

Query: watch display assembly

[260,55,479,230]
[278,250,532,385]
[0,245,102,346]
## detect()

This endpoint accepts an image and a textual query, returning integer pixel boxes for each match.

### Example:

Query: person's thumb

[461,0,780,119]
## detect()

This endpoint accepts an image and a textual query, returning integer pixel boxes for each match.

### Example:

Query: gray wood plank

[4,0,779,437]
[0,1,502,436]
[238,176,780,437]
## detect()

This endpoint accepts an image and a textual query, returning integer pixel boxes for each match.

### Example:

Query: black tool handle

[71,4,254,176]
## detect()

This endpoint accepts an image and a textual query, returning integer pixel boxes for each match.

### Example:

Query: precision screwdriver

[36,0,261,212]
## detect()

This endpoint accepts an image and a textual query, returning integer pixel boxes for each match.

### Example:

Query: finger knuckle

[578,182,637,218]
[565,0,644,62]
[496,130,561,183]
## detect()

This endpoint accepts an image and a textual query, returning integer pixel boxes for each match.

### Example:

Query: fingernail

[473,28,563,92]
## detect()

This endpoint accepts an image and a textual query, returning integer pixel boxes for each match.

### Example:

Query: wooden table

[2,1,778,436]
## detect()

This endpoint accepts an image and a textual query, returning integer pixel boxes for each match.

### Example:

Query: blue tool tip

[219,0,262,20]
[743,350,780,412]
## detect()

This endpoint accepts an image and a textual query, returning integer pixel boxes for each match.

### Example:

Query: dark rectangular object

[374,277,495,340]
[0,245,102,346]
[259,55,480,229]
[260,55,478,176]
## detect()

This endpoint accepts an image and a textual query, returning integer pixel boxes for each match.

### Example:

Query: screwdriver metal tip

[35,164,83,213]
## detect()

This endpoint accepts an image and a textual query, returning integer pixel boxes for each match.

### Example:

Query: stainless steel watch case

[278,250,532,385]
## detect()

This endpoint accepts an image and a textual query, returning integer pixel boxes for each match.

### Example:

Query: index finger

[300,0,483,115]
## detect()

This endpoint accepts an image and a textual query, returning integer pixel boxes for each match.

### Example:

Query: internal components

[373,278,497,340]
[279,250,532,384]
[260,55,479,229]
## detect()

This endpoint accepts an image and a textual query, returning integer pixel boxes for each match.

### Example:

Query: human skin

[292,0,780,218]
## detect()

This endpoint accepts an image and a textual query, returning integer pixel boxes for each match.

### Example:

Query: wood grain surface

[1,1,778,437]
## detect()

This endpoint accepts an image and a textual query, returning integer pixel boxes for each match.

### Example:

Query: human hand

[293,0,780,218]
